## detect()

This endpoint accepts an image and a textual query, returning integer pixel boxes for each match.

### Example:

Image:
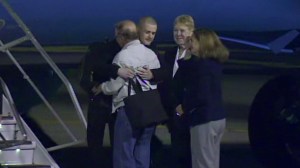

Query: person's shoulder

[147,43,158,51]
[106,39,120,49]
[192,57,209,65]
[164,45,177,55]
[88,41,106,51]
[113,48,128,63]
[88,39,118,52]
[144,45,158,57]
[196,58,223,73]
[144,45,155,53]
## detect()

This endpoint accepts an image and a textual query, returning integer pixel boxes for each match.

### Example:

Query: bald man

[100,20,161,168]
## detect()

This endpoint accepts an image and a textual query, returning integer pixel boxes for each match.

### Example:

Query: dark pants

[170,112,191,168]
[150,128,164,168]
[113,107,155,168]
[87,100,115,168]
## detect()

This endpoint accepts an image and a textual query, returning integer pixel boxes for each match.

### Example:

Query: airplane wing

[268,30,299,54]
[220,30,299,54]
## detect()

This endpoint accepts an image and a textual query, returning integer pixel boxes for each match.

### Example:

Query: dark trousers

[150,127,164,168]
[87,100,115,168]
[113,107,155,168]
[170,112,191,168]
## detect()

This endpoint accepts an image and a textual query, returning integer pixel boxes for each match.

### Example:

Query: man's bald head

[115,20,138,44]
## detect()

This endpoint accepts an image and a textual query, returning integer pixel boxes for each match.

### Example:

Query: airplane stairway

[0,0,87,167]
[0,78,58,168]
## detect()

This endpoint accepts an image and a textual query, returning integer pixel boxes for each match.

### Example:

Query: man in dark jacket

[80,39,134,168]
[81,17,166,167]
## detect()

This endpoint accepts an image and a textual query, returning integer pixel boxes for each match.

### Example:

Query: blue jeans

[113,107,155,168]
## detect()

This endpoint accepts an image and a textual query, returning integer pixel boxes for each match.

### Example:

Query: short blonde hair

[193,28,229,63]
[174,15,195,31]
[138,16,157,27]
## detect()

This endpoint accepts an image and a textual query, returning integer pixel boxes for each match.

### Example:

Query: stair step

[0,164,51,168]
[0,123,18,140]
[0,116,14,120]
[0,140,32,150]
[0,116,16,125]
[0,141,36,165]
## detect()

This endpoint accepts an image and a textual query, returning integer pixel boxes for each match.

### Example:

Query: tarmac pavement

[24,70,268,168]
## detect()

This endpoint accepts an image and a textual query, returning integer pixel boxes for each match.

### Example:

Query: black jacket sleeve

[93,64,119,83]
[146,43,169,84]
[151,53,168,83]
[92,40,121,83]
[79,48,98,95]
[79,40,121,95]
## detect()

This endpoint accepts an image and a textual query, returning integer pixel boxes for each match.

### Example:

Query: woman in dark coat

[177,28,229,168]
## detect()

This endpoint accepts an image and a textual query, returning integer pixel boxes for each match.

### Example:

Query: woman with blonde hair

[160,14,195,168]
[177,28,229,168]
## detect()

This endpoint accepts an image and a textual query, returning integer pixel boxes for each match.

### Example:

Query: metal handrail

[0,77,27,141]
[0,0,87,150]
[0,40,77,141]
[0,0,86,128]
[0,36,30,52]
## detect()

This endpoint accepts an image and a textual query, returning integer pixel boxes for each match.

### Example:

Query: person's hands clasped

[118,67,135,79]
[91,84,102,96]
[137,66,153,80]
[175,104,184,116]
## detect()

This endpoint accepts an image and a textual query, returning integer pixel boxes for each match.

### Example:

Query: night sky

[1,0,300,45]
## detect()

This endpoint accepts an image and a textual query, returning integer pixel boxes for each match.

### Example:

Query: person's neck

[183,50,192,60]
[178,46,186,55]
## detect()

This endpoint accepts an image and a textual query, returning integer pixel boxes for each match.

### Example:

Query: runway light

[16,149,20,152]
[0,124,2,128]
